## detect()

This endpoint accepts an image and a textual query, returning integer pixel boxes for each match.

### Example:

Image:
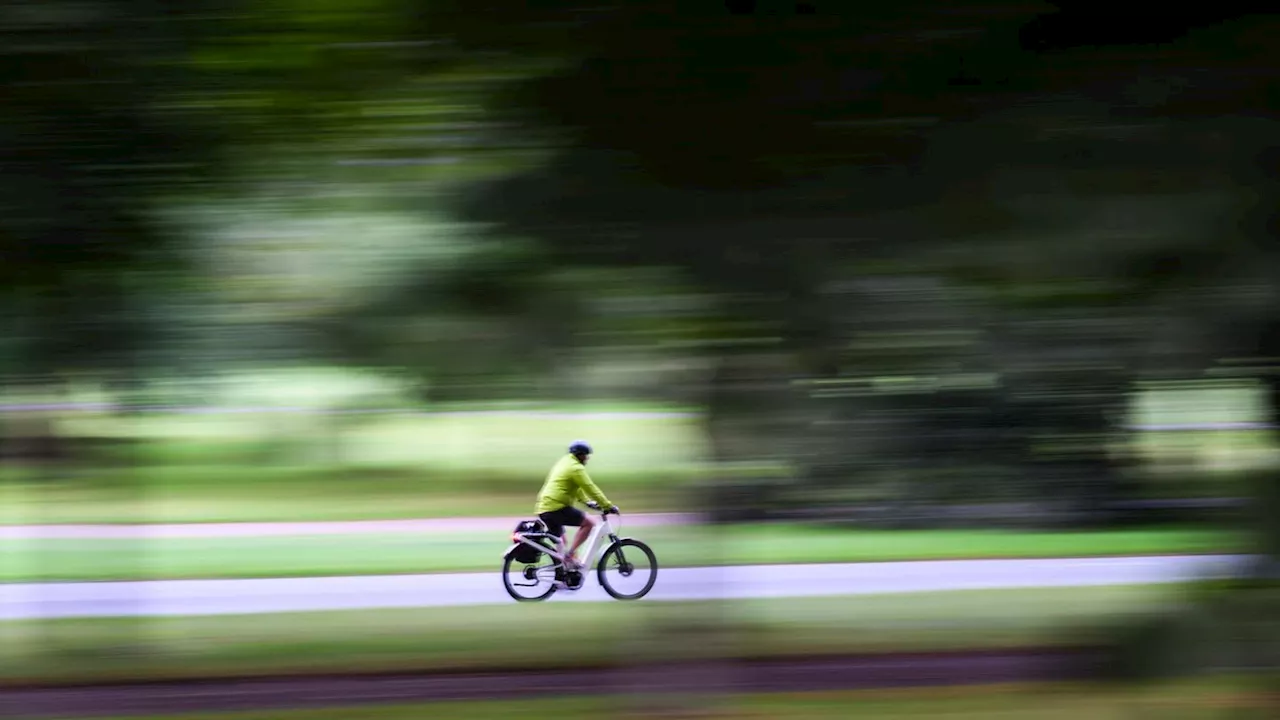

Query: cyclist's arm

[573,467,612,509]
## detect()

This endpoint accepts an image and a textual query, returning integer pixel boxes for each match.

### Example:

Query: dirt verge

[2,647,1105,719]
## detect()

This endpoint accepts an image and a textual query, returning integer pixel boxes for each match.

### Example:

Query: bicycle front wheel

[596,539,658,600]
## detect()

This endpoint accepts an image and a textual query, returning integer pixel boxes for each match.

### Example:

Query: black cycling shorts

[538,506,586,538]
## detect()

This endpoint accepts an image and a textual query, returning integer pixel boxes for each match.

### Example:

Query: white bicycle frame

[503,510,621,581]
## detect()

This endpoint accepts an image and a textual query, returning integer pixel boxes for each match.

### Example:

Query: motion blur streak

[1,1,1277,717]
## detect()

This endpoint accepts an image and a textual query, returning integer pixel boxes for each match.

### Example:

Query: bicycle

[501,503,658,602]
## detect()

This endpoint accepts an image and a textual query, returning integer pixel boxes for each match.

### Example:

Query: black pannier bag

[511,519,548,563]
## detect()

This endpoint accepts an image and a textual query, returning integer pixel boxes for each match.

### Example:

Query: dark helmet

[568,440,593,456]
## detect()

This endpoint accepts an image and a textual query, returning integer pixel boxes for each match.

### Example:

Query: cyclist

[535,440,618,571]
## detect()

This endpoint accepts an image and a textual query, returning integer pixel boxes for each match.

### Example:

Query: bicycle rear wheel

[502,551,558,602]
[596,539,658,600]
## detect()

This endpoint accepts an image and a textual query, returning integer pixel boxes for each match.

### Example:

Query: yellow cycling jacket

[535,453,612,514]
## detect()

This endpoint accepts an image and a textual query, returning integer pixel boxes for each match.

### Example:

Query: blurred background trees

[3,0,1277,526]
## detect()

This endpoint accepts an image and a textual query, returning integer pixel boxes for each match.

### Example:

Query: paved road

[0,554,1248,620]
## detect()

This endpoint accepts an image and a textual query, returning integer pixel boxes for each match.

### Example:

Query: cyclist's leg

[562,508,595,567]
[538,511,569,579]
[540,507,591,568]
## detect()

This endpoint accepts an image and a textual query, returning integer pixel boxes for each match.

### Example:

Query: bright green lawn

[99,679,1280,720]
[0,586,1177,684]
[0,475,654,525]
[0,525,1238,581]
[1,382,1274,526]
[0,406,708,525]
[57,409,708,475]
[47,406,1277,480]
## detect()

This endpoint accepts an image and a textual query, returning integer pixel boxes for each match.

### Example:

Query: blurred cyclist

[535,440,619,571]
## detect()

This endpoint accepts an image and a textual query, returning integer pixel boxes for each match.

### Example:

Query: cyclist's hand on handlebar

[605,505,620,516]
[585,501,600,510]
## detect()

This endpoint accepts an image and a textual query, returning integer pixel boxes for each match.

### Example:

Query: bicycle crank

[564,569,584,591]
